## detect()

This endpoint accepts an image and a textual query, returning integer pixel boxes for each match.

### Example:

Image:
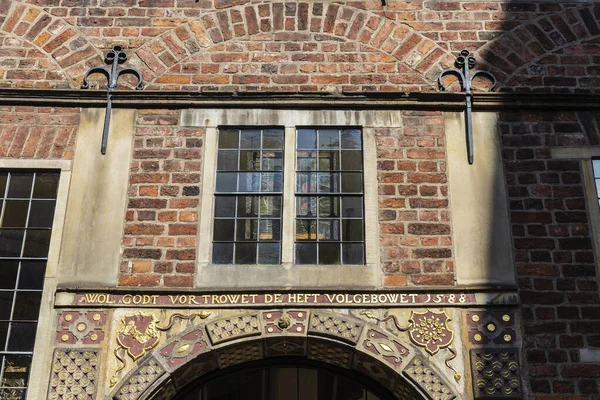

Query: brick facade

[0,0,598,399]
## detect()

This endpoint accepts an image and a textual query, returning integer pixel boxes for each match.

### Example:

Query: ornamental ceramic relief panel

[47,349,99,400]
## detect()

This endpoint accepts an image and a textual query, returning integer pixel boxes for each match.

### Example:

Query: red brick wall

[377,111,453,287]
[0,1,598,92]
[0,106,78,158]
[500,111,600,398]
[119,109,203,288]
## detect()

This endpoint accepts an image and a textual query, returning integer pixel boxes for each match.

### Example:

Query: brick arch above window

[473,4,600,92]
[132,2,453,91]
[1,2,103,89]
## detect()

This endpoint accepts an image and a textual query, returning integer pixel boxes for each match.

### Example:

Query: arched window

[175,361,396,400]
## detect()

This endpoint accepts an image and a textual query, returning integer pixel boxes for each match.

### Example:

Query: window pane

[17,262,45,290]
[0,230,24,257]
[0,292,13,320]
[7,323,37,351]
[318,129,339,149]
[218,129,239,149]
[317,173,339,193]
[0,262,18,290]
[318,151,339,171]
[297,129,317,150]
[318,197,339,218]
[215,173,237,193]
[593,160,600,177]
[32,173,59,199]
[1,355,32,389]
[343,243,364,265]
[259,197,281,217]
[27,201,55,228]
[341,128,362,149]
[341,151,362,171]
[341,173,362,193]
[297,151,317,171]
[217,150,238,171]
[22,230,51,258]
[212,243,233,264]
[342,197,363,218]
[258,243,280,264]
[318,220,340,241]
[262,151,283,171]
[0,173,7,196]
[295,243,317,264]
[214,196,236,217]
[213,220,235,241]
[296,220,316,241]
[13,292,42,321]
[260,173,282,193]
[236,219,258,241]
[259,220,280,241]
[6,174,33,199]
[297,173,316,193]
[263,129,284,149]
[235,243,257,264]
[239,151,261,171]
[2,201,29,228]
[296,196,317,217]
[319,244,340,264]
[342,220,364,241]
[240,129,261,149]
[238,173,260,192]
[237,196,259,217]
[0,323,8,350]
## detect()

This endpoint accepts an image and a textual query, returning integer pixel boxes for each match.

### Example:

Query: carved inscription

[72,292,475,307]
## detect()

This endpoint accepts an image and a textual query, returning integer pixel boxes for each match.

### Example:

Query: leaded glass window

[295,128,365,265]
[0,171,59,399]
[213,128,284,264]
[593,159,600,207]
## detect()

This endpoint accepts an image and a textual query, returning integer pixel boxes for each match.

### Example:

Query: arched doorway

[174,359,397,400]
[110,310,459,400]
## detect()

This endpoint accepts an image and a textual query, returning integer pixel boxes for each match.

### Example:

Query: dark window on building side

[0,171,59,399]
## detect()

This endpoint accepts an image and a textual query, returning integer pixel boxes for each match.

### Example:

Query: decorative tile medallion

[265,337,307,357]
[404,357,457,400]
[157,328,210,371]
[114,357,165,400]
[308,311,364,344]
[217,342,263,369]
[362,328,410,370]
[206,313,260,345]
[471,349,522,399]
[262,310,308,335]
[408,310,454,356]
[47,349,98,400]
[56,311,108,345]
[466,310,517,346]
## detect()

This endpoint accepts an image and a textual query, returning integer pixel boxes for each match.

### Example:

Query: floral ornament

[110,311,211,387]
[366,309,462,382]
[408,310,454,356]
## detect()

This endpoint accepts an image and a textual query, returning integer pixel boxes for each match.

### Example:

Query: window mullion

[281,126,296,266]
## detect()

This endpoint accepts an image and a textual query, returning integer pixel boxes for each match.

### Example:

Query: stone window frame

[0,159,71,399]
[184,109,389,289]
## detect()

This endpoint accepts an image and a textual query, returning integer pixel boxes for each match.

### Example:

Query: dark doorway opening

[174,358,399,400]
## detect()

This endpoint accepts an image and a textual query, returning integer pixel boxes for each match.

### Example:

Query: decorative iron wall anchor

[438,50,496,164]
[81,45,144,155]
